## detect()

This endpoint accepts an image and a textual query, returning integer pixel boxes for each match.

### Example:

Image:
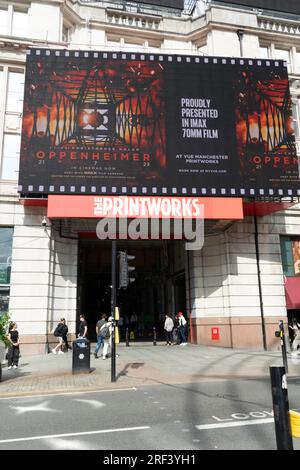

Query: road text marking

[196,418,274,430]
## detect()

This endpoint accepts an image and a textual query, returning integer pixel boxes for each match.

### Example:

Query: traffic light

[118,251,136,289]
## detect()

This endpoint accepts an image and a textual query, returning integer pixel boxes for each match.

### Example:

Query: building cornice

[0,35,68,55]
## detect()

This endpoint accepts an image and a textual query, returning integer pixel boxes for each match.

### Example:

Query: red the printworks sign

[47,195,243,219]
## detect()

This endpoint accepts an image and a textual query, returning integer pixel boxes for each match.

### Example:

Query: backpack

[54,324,63,337]
[100,323,111,340]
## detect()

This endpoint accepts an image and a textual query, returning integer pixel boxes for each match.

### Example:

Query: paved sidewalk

[0,343,299,397]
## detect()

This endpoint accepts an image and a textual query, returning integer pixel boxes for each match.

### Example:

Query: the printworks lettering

[93,197,203,218]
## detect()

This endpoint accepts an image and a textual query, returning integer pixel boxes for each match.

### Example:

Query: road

[0,377,299,451]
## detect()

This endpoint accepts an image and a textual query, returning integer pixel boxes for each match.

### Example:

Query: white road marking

[47,438,92,450]
[73,399,105,409]
[196,418,274,430]
[0,426,151,444]
[9,401,58,415]
[0,387,137,401]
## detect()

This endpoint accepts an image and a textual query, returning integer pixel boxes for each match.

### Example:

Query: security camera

[41,216,47,227]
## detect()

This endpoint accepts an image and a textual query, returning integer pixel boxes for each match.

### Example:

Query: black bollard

[125,327,130,347]
[153,327,157,346]
[269,366,293,450]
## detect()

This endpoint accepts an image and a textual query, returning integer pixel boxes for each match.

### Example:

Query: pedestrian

[61,319,71,352]
[164,314,174,345]
[172,315,180,345]
[52,318,67,355]
[177,311,187,346]
[289,318,300,352]
[100,316,113,360]
[130,312,138,335]
[78,314,88,338]
[94,313,107,358]
[118,314,124,341]
[7,322,20,369]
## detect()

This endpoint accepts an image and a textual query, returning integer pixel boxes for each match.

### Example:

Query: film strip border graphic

[21,49,296,197]
[18,184,300,197]
[26,48,286,69]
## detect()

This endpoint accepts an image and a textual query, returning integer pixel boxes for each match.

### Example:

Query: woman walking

[52,318,67,355]
[7,322,20,369]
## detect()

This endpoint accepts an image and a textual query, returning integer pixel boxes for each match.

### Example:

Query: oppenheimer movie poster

[18,50,299,196]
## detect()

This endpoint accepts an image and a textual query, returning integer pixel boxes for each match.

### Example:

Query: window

[198,44,208,56]
[62,25,71,42]
[292,103,300,140]
[0,227,11,314]
[1,134,21,180]
[296,52,300,74]
[0,7,8,35]
[0,228,13,285]
[260,47,269,59]
[0,287,10,315]
[6,70,24,113]
[12,10,28,37]
[274,48,291,72]
[280,236,300,277]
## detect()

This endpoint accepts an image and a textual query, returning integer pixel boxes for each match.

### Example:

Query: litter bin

[72,338,90,374]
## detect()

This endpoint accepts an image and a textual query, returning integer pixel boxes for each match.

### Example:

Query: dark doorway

[174,274,187,314]
[77,240,187,342]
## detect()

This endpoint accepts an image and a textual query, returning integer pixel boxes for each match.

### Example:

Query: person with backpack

[164,314,174,346]
[52,318,67,355]
[94,313,107,359]
[61,319,71,352]
[100,316,113,360]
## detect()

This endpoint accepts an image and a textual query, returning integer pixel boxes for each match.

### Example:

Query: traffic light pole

[111,240,116,382]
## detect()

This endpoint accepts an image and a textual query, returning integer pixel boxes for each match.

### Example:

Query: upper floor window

[0,7,8,35]
[0,6,28,38]
[0,227,13,285]
[260,47,269,59]
[295,52,300,75]
[1,133,21,180]
[274,48,291,72]
[6,70,24,113]
[12,10,28,37]
[0,68,3,91]
[292,103,300,140]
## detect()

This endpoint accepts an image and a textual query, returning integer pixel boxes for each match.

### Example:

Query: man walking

[177,312,187,346]
[78,314,88,338]
[94,313,107,359]
[100,316,113,360]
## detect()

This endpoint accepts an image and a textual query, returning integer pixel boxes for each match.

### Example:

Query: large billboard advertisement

[213,0,300,15]
[19,49,299,197]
